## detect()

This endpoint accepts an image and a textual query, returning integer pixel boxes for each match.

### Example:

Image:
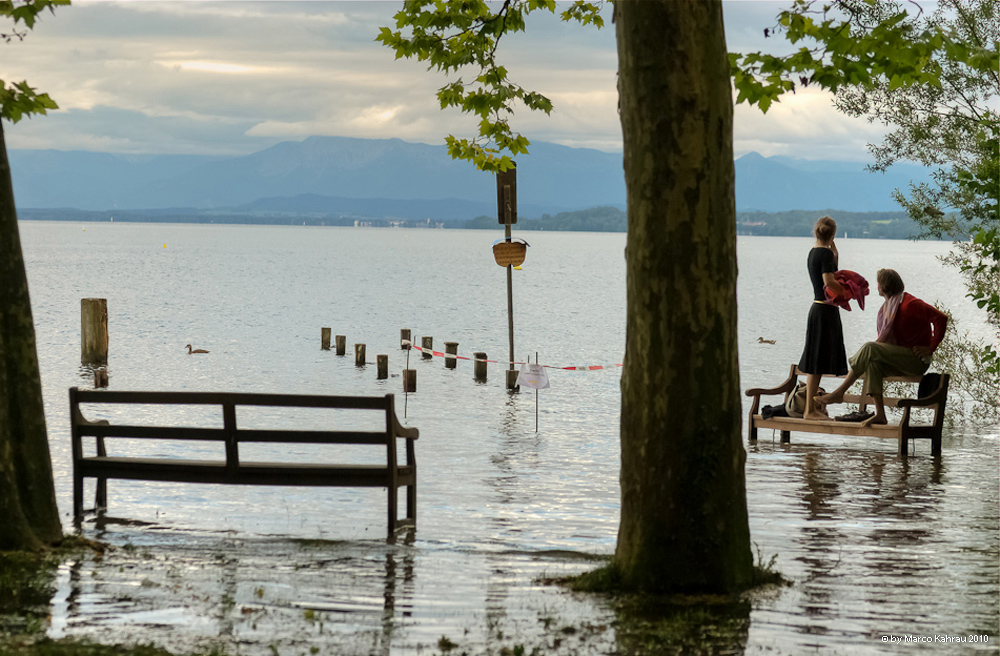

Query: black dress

[798,247,848,375]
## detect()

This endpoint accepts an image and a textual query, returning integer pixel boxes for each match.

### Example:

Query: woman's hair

[877,268,905,297]
[814,216,837,242]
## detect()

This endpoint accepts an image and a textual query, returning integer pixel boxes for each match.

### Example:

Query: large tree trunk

[0,120,62,551]
[613,0,753,592]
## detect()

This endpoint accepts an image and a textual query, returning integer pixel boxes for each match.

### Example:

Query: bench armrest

[745,364,798,398]
[897,386,947,409]
[72,405,110,428]
[391,413,419,439]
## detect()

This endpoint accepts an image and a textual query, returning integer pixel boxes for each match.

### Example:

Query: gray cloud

[2,0,882,162]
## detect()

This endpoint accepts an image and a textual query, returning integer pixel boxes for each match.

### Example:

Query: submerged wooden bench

[745,365,949,456]
[70,388,419,532]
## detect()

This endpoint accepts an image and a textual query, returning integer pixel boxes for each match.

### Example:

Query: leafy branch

[1,0,69,122]
[377,0,604,172]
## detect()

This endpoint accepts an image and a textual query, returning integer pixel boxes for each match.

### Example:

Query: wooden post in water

[400,328,411,349]
[507,369,519,391]
[94,368,109,388]
[81,298,108,365]
[444,342,458,369]
[421,336,433,359]
[403,369,417,392]
[336,335,346,356]
[321,327,331,350]
[474,352,487,382]
[377,354,388,379]
[497,165,518,390]
[355,343,366,367]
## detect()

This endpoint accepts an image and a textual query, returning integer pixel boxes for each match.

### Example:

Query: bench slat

[235,429,393,445]
[753,415,905,439]
[80,425,227,441]
[79,456,415,487]
[75,389,389,410]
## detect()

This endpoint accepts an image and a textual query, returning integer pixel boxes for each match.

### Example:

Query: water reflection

[612,596,751,655]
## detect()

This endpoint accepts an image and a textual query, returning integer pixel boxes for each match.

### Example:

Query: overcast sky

[3,0,893,162]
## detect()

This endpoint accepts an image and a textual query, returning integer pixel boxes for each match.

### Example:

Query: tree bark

[0,120,62,551]
[613,0,753,592]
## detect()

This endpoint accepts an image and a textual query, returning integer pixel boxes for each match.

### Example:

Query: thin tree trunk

[0,120,62,550]
[613,0,753,592]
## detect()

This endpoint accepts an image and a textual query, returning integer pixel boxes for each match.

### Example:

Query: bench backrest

[790,365,946,411]
[69,388,413,469]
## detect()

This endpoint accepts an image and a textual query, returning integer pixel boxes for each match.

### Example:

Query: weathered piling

[474,352,487,382]
[377,354,388,379]
[400,329,411,349]
[94,368,109,388]
[321,327,331,350]
[444,342,458,369]
[507,369,519,391]
[336,335,346,356]
[421,336,433,359]
[355,344,366,367]
[81,298,108,365]
[403,369,417,392]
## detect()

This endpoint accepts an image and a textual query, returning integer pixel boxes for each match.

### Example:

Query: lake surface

[17,221,999,655]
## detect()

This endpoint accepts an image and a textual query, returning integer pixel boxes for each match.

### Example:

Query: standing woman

[799,216,847,419]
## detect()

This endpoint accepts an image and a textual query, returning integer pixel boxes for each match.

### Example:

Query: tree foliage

[377,0,604,172]
[1,0,66,123]
[731,0,999,383]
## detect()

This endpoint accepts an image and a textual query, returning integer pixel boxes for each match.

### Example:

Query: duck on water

[185,344,209,354]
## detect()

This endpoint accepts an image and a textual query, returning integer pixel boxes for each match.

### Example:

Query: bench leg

[387,486,398,533]
[96,477,107,511]
[898,435,909,457]
[406,482,417,524]
[73,471,84,521]
[780,430,791,444]
[748,411,757,443]
[931,432,942,457]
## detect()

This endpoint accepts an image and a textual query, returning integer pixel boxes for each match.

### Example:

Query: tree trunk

[613,0,753,592]
[0,120,62,551]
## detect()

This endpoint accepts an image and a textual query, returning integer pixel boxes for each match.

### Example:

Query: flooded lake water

[17,221,999,654]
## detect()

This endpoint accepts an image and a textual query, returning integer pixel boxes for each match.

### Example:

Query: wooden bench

[745,365,949,456]
[70,388,419,532]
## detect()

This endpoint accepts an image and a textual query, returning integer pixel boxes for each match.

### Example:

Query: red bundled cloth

[825,270,869,311]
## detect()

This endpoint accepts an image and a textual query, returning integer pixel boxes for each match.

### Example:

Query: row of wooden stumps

[322,327,494,392]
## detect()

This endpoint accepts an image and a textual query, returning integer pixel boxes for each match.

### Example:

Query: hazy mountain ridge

[9,136,934,214]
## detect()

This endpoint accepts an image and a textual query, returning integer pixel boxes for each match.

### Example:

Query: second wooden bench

[744,365,949,456]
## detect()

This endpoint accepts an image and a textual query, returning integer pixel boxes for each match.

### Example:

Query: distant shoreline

[18,206,946,240]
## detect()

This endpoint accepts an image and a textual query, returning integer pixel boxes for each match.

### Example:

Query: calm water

[17,221,1000,654]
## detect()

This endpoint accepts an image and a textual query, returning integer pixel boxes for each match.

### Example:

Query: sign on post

[516,362,550,390]
[497,166,517,225]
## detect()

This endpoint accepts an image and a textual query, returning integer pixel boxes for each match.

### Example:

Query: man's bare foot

[861,414,888,427]
[815,392,843,406]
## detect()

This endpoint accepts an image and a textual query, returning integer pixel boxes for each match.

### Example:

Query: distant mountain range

[9,136,935,218]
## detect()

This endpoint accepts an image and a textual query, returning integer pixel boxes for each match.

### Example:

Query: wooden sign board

[496,165,517,225]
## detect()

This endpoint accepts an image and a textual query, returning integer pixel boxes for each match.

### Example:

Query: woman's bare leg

[804,373,829,419]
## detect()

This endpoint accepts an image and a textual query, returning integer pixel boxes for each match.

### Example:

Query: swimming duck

[757,337,776,345]
[185,344,209,354]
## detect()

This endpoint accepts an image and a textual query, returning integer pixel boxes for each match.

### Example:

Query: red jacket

[825,270,869,311]
[893,293,948,351]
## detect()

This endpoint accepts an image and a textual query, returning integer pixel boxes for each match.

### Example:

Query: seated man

[817,268,947,426]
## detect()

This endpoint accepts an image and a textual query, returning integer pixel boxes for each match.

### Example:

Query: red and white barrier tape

[407,344,622,370]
